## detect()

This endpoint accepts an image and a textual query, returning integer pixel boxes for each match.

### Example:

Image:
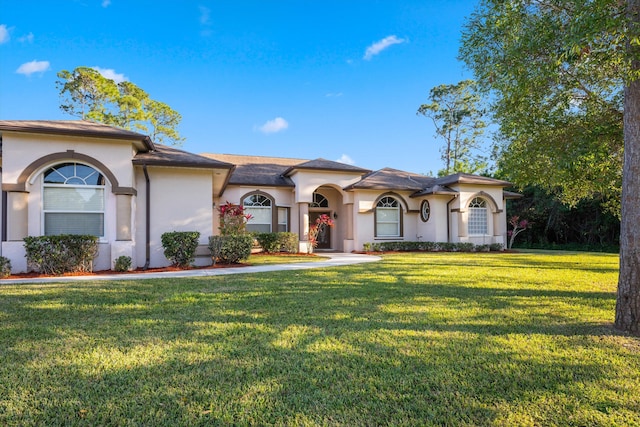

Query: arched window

[310,192,329,208]
[243,194,272,232]
[468,197,488,235]
[42,162,106,237]
[375,196,401,237]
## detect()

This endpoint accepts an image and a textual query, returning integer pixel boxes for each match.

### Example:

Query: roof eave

[0,122,155,151]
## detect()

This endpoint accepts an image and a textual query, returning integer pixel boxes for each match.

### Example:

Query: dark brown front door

[310,211,331,249]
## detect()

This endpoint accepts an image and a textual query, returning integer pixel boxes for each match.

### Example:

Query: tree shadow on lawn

[3,305,636,426]
[2,259,638,425]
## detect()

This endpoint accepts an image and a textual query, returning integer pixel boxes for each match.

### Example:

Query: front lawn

[1,251,638,426]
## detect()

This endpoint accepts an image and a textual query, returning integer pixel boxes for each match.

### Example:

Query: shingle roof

[344,167,435,191]
[201,153,306,186]
[434,172,512,187]
[410,184,458,197]
[0,120,154,150]
[283,158,370,176]
[133,144,234,169]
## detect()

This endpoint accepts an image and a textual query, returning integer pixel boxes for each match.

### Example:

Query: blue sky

[0,0,478,175]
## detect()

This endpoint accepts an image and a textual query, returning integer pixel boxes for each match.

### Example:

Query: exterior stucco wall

[448,185,507,245]
[2,133,136,189]
[135,166,214,268]
[352,189,420,250]
[216,186,296,234]
[415,195,453,243]
[0,132,138,273]
[289,171,362,203]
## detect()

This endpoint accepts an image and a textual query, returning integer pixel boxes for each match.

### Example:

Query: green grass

[1,251,638,426]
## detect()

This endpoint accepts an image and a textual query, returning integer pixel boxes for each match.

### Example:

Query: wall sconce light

[333,212,338,219]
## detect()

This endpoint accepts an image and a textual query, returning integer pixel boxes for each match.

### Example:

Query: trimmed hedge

[278,232,299,254]
[362,241,504,253]
[254,232,299,254]
[23,235,99,275]
[0,256,11,278]
[161,231,200,268]
[209,234,253,264]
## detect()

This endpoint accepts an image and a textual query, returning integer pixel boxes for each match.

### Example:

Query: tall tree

[617,0,640,333]
[460,0,640,333]
[56,67,184,145]
[417,80,487,176]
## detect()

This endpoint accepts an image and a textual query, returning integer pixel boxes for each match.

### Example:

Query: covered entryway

[309,211,331,249]
[308,186,345,251]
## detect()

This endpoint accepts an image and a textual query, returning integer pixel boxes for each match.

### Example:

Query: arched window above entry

[243,193,273,233]
[310,192,329,208]
[375,196,401,237]
[468,197,488,235]
[42,162,106,237]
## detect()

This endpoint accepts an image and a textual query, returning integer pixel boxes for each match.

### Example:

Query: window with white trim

[43,162,106,237]
[375,196,401,237]
[243,194,272,232]
[277,207,288,232]
[468,197,488,235]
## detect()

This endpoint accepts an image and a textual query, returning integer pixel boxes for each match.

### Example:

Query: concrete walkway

[2,252,382,284]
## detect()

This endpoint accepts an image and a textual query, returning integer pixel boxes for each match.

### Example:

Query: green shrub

[255,232,281,253]
[490,243,504,251]
[457,242,476,252]
[114,255,132,272]
[23,235,98,275]
[161,231,200,268]
[253,232,299,254]
[438,242,455,252]
[278,232,299,253]
[362,241,507,253]
[209,234,253,264]
[0,256,11,278]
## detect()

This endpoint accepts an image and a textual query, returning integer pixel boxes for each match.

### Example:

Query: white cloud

[92,66,128,83]
[336,154,355,165]
[325,92,343,98]
[199,6,211,25]
[102,0,111,7]
[258,117,289,134]
[18,32,34,43]
[0,24,9,44]
[16,60,50,76]
[363,35,407,60]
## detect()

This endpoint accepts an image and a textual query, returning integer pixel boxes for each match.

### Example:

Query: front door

[310,211,331,249]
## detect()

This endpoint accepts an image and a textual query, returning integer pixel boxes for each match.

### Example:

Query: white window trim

[42,182,107,239]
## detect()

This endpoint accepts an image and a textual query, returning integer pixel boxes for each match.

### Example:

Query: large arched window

[243,194,272,232]
[468,197,488,235]
[43,162,106,237]
[375,196,401,237]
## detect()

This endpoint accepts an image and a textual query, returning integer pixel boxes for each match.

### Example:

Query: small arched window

[468,197,488,235]
[375,196,401,237]
[42,162,106,237]
[243,194,272,232]
[310,192,329,208]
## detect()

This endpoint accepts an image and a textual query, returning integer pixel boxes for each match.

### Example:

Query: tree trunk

[615,0,640,334]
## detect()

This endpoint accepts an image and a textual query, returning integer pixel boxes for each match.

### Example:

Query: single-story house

[0,120,519,273]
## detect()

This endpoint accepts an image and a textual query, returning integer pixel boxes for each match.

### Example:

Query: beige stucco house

[0,120,518,273]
